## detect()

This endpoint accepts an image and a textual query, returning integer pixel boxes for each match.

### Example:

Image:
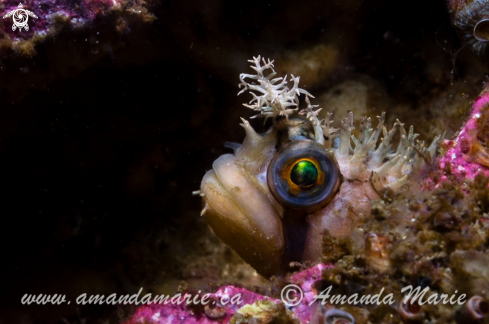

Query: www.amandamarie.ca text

[21,287,243,306]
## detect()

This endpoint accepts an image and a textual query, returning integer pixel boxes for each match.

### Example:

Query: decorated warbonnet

[199,56,443,277]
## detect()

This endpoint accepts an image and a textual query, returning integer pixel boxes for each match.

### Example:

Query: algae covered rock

[231,300,299,324]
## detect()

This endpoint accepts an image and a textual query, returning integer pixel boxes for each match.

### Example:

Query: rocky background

[0,0,486,323]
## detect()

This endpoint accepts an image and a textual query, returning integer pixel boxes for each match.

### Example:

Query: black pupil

[290,160,318,187]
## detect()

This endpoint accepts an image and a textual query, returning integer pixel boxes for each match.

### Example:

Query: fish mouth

[200,153,285,277]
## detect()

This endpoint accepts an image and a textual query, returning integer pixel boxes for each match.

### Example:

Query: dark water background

[0,0,481,323]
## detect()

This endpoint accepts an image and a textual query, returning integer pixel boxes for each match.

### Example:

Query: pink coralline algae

[286,263,332,323]
[124,264,331,324]
[438,88,489,183]
[2,0,110,38]
[0,0,155,56]
[123,286,281,324]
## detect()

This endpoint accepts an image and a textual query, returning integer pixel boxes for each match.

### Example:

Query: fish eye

[267,140,341,212]
[290,159,319,188]
[474,19,489,41]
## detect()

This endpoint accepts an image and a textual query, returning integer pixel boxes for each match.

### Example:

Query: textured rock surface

[124,264,328,324]
[0,0,155,57]
[124,286,277,324]
[438,88,489,183]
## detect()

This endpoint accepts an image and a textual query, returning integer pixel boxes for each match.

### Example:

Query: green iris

[290,160,318,187]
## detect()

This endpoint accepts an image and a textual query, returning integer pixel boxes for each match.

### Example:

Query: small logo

[281,284,303,307]
[3,3,38,31]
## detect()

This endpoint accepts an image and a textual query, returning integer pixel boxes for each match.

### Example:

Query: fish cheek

[302,181,379,262]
